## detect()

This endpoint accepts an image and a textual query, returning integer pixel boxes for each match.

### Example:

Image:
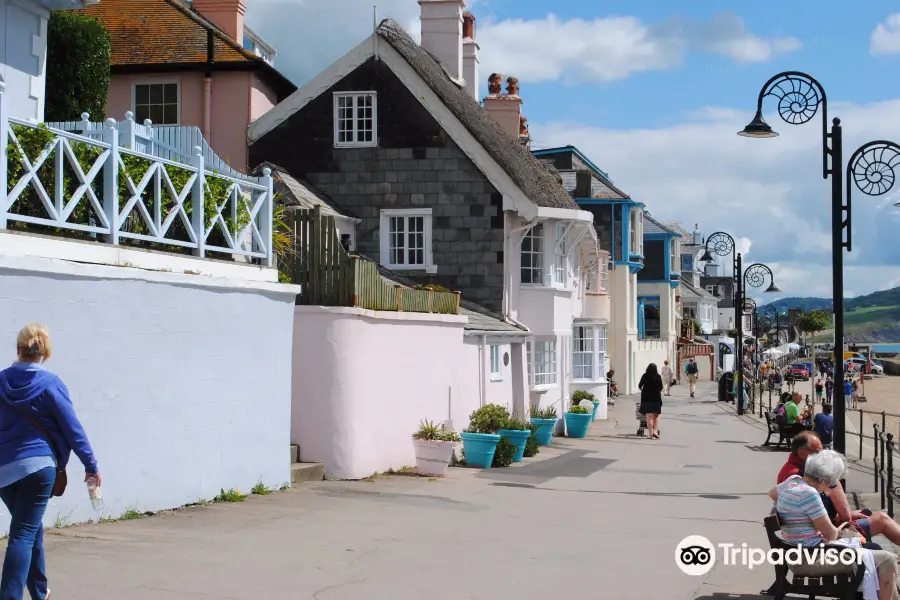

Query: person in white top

[661,360,674,396]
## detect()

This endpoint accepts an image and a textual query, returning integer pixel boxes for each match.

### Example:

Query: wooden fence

[289,207,460,314]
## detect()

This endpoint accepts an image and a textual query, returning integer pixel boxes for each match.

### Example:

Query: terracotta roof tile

[81,0,253,66]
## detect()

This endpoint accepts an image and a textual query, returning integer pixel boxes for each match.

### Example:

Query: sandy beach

[851,374,900,443]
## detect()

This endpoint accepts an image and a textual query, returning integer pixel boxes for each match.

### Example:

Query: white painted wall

[292,306,524,480]
[2,0,49,122]
[0,253,297,530]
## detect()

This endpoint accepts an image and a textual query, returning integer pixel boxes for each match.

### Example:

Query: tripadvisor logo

[675,535,862,576]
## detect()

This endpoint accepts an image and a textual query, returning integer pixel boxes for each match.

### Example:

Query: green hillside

[759,286,900,343]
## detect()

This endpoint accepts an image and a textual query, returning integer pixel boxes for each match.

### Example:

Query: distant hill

[758,286,900,343]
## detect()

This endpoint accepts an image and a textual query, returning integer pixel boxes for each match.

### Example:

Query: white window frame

[333,91,378,148]
[132,80,181,125]
[572,325,608,382]
[379,208,434,271]
[490,345,502,381]
[637,211,644,256]
[553,223,567,287]
[670,240,678,274]
[527,338,557,387]
[521,224,544,285]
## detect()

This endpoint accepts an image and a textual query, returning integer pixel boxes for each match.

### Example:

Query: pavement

[19,382,793,599]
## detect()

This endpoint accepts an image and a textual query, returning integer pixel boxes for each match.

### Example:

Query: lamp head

[737,110,779,138]
[700,249,713,262]
[765,282,780,293]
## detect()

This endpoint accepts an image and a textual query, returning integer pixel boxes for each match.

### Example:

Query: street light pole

[738,72,900,454]
[736,262,780,417]
[735,253,744,415]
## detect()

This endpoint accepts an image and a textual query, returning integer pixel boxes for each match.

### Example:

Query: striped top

[776,475,827,546]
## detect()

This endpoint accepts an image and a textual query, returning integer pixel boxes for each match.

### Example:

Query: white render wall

[292,306,496,480]
[0,253,296,530]
[1,0,50,122]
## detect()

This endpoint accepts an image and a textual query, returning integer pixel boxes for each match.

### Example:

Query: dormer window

[333,92,377,148]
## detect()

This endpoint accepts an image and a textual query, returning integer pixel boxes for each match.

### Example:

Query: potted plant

[412,420,461,476]
[498,419,531,462]
[565,405,592,438]
[523,424,539,458]
[572,390,600,421]
[529,405,558,446]
[461,404,510,468]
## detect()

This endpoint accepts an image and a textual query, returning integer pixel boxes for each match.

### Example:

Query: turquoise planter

[460,432,501,468]
[565,412,593,438]
[530,418,557,445]
[591,401,601,421]
[498,429,531,462]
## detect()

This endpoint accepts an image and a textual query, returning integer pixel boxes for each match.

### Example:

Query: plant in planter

[491,437,516,468]
[529,404,559,446]
[572,390,601,421]
[461,404,510,469]
[498,418,531,462]
[523,424,540,458]
[565,404,592,439]
[412,420,461,477]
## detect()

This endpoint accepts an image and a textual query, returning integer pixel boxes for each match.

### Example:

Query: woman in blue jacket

[0,324,100,600]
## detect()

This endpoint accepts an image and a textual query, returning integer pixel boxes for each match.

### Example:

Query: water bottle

[86,476,103,511]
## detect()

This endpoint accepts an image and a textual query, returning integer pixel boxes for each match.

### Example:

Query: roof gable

[248,19,578,212]
[532,146,631,200]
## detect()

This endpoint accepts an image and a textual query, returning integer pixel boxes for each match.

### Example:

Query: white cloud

[870,13,900,55]
[532,99,900,298]
[245,2,800,86]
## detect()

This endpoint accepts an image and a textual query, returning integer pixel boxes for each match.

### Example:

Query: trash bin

[718,372,734,402]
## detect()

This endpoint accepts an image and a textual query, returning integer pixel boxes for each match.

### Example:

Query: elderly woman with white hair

[776,449,899,600]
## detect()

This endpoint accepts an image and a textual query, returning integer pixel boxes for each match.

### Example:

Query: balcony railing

[286,207,460,314]
[0,84,274,265]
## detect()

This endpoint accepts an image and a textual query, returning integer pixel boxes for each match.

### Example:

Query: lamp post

[701,232,743,409]
[739,71,900,453]
[735,260,780,415]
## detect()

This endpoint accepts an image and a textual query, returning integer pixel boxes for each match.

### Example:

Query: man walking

[685,358,699,398]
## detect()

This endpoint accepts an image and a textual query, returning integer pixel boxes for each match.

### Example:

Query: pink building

[81,0,295,170]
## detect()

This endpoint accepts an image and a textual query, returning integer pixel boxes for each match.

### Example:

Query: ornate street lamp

[735,260,779,415]
[739,71,900,453]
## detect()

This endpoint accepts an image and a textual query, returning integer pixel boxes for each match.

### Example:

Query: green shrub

[504,418,530,431]
[523,425,539,458]
[529,405,558,420]
[45,12,111,122]
[568,405,590,414]
[571,390,597,403]
[466,404,510,434]
[491,437,515,468]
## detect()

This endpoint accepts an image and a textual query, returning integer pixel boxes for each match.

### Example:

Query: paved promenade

[26,382,786,599]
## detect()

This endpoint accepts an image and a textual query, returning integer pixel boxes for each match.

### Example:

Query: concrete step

[290,444,299,464]
[291,462,324,486]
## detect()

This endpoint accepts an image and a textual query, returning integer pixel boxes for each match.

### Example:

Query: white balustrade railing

[0,83,274,266]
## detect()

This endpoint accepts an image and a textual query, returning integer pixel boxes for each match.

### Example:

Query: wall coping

[0,252,301,296]
[294,304,468,325]
[0,231,279,283]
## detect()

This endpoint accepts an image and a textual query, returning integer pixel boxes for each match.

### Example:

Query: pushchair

[636,401,647,436]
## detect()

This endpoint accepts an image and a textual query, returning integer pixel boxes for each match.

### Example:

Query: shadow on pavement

[695,594,768,600]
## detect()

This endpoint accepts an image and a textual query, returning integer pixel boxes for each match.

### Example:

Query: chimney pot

[505,76,519,96]
[487,73,502,95]
[463,12,475,39]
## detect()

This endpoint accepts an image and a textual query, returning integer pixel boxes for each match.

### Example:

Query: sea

[873,344,900,354]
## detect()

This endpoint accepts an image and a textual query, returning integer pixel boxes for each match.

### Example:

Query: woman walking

[0,324,100,600]
[661,360,674,396]
[638,363,664,440]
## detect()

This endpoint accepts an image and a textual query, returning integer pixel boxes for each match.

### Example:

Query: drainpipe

[204,30,215,142]
[480,334,488,406]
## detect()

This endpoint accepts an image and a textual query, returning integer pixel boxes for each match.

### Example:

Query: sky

[245,0,900,303]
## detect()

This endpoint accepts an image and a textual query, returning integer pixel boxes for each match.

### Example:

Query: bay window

[554,223,566,286]
[572,324,608,381]
[527,338,557,386]
[521,224,544,284]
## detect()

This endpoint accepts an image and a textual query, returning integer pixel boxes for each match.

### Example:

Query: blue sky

[248,0,900,300]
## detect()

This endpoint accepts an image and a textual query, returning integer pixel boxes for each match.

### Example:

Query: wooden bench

[763,515,863,600]
[763,412,812,448]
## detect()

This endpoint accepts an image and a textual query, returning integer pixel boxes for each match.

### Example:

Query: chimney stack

[483,74,522,140]
[193,0,246,45]
[419,0,466,83]
[692,223,702,245]
[462,13,479,100]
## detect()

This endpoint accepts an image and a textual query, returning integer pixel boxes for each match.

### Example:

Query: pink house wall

[105,70,280,171]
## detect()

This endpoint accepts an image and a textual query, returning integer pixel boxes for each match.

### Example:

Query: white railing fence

[0,83,274,265]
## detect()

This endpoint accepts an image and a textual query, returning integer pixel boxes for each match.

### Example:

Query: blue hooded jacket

[0,363,98,473]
